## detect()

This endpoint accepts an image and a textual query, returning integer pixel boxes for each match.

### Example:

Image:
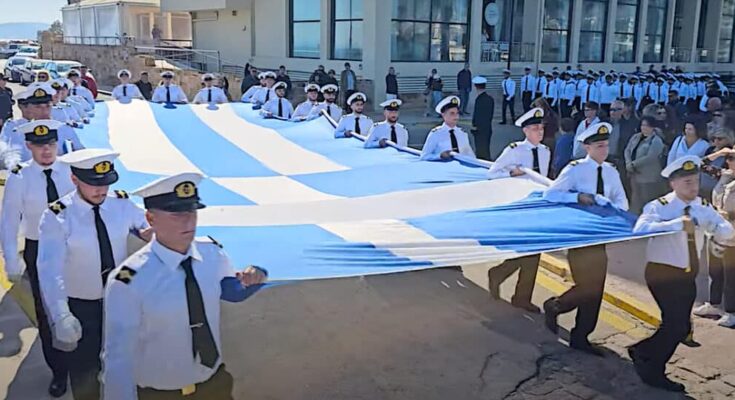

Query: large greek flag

[81,100,639,280]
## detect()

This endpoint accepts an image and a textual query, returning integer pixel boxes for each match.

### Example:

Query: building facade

[161,0,735,101]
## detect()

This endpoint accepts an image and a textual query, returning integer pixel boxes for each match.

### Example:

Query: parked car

[18,59,50,85]
[3,56,29,82]
[45,60,82,79]
[15,46,39,58]
[0,43,23,59]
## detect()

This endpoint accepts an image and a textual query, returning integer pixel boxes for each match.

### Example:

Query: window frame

[578,0,608,63]
[611,0,638,63]
[541,0,574,63]
[330,0,364,61]
[289,0,321,59]
[718,0,735,63]
[642,0,667,63]
[390,0,472,63]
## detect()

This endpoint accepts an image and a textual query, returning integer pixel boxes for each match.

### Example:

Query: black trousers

[521,92,532,112]
[23,239,69,381]
[600,103,611,116]
[556,245,607,342]
[489,254,540,304]
[560,102,573,118]
[709,246,735,312]
[138,365,234,400]
[472,128,492,160]
[632,263,696,377]
[501,96,516,123]
[67,298,103,400]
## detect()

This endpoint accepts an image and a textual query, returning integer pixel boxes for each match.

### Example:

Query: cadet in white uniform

[365,99,409,148]
[192,73,228,105]
[542,122,629,357]
[307,84,342,121]
[152,71,189,104]
[629,156,734,393]
[37,149,151,400]
[420,96,475,161]
[50,80,82,128]
[250,71,277,105]
[486,108,551,313]
[260,81,293,119]
[334,92,373,138]
[112,69,143,102]
[500,69,516,124]
[67,69,95,109]
[240,72,266,103]
[102,173,268,400]
[0,120,75,397]
[291,83,320,121]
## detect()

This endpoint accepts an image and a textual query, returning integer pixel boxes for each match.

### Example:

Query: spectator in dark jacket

[457,62,472,115]
[276,65,292,98]
[471,76,494,160]
[134,72,153,100]
[552,118,576,178]
[309,65,329,86]
[0,73,13,122]
[386,67,398,100]
[325,70,339,86]
[240,67,259,95]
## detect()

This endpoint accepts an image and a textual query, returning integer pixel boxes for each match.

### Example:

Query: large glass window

[578,0,608,62]
[481,0,528,62]
[290,0,321,58]
[542,0,573,62]
[697,0,709,49]
[391,0,470,62]
[332,0,363,60]
[613,0,638,62]
[643,0,666,63]
[670,0,689,62]
[719,0,735,62]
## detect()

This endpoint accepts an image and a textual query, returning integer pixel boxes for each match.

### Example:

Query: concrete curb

[539,254,662,327]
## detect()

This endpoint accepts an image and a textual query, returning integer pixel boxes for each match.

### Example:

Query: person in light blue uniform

[364,99,409,148]
[334,92,373,138]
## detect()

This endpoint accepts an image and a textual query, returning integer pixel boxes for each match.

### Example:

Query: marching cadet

[364,99,409,149]
[653,77,666,105]
[471,76,494,160]
[532,69,547,102]
[334,92,373,138]
[581,75,599,111]
[37,149,151,400]
[543,72,558,112]
[500,69,516,124]
[542,122,629,357]
[0,120,75,397]
[251,71,278,105]
[291,83,320,121]
[420,96,475,161]
[102,173,268,400]
[240,72,266,103]
[260,81,293,119]
[559,72,576,118]
[111,69,143,102]
[152,71,189,104]
[617,74,632,99]
[50,80,83,128]
[598,74,618,115]
[67,69,95,109]
[629,156,734,392]
[486,108,550,313]
[520,66,535,112]
[60,79,92,123]
[631,76,644,110]
[192,73,228,105]
[307,84,342,121]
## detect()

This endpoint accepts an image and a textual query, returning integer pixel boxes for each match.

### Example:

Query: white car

[18,58,50,85]
[3,56,29,82]
[15,46,39,58]
[0,43,23,59]
[46,60,82,79]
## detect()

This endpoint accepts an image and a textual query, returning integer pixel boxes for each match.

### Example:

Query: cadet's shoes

[542,298,560,334]
[48,377,67,398]
[693,302,723,318]
[643,375,686,392]
[717,313,735,328]
[511,299,541,314]
[487,271,501,300]
[569,339,606,357]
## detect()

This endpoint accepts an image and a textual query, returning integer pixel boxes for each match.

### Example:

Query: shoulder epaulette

[114,190,129,199]
[702,198,711,207]
[49,201,66,215]
[430,126,441,132]
[373,122,380,127]
[207,235,223,248]
[509,142,518,149]
[569,160,579,166]
[114,266,137,284]
[657,197,669,206]
[10,165,22,174]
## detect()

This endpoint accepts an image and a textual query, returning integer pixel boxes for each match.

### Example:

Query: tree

[49,20,63,36]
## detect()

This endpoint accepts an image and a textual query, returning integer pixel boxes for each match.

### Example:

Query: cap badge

[175,181,196,198]
[94,161,112,174]
[450,98,459,105]
[33,89,47,98]
[682,161,696,171]
[534,110,543,118]
[598,125,609,135]
[33,125,49,136]
[391,101,399,108]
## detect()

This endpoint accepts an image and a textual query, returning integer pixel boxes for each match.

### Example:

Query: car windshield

[19,47,37,53]
[30,61,46,69]
[56,64,76,72]
[11,58,26,65]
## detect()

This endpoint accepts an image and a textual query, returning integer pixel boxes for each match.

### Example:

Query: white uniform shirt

[69,85,95,109]
[240,85,263,103]
[488,139,550,179]
[420,123,475,161]
[37,191,148,323]
[544,79,558,106]
[561,80,576,105]
[103,239,236,398]
[192,86,228,105]
[251,87,276,105]
[0,120,83,163]
[59,102,82,123]
[599,83,618,105]
[573,117,601,159]
[260,97,294,119]
[520,74,536,94]
[291,100,319,121]
[308,102,342,121]
[502,78,516,100]
[0,161,74,276]
[152,84,189,104]
[533,76,547,98]
[364,121,409,148]
[634,192,735,269]
[581,82,600,106]
[112,83,143,102]
[65,97,91,119]
[543,155,629,210]
[51,105,73,124]
[334,113,374,138]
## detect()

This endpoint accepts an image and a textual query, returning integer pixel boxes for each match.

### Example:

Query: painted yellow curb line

[0,258,38,326]
[539,253,662,327]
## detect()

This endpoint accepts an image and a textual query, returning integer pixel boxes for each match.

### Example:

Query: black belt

[137,364,227,397]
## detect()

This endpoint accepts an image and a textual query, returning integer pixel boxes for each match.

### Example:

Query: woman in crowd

[642,103,675,144]
[667,118,710,166]
[624,116,667,214]
[531,97,559,151]
[701,128,735,199]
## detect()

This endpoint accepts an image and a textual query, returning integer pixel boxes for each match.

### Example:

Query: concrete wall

[192,8,252,65]
[161,0,226,12]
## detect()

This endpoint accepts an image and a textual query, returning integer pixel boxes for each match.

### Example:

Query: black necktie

[390,125,397,143]
[536,79,541,92]
[265,90,270,102]
[684,206,700,273]
[43,169,59,203]
[620,85,623,98]
[449,129,459,152]
[166,86,171,103]
[278,98,283,117]
[207,88,212,103]
[531,148,540,173]
[72,88,77,95]
[123,85,127,97]
[596,166,604,195]
[586,85,591,103]
[92,205,115,285]
[354,117,361,134]
[181,257,219,368]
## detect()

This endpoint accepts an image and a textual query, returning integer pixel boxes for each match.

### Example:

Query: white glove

[4,262,23,284]
[52,313,82,351]
[594,194,612,207]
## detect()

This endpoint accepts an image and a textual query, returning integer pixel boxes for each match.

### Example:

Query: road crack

[477,351,499,392]
[501,353,555,399]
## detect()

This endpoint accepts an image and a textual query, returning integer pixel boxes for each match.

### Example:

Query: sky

[1,0,66,24]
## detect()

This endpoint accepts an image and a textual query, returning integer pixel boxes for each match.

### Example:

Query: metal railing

[670,47,692,63]
[135,45,222,73]
[481,41,536,63]
[62,35,134,46]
